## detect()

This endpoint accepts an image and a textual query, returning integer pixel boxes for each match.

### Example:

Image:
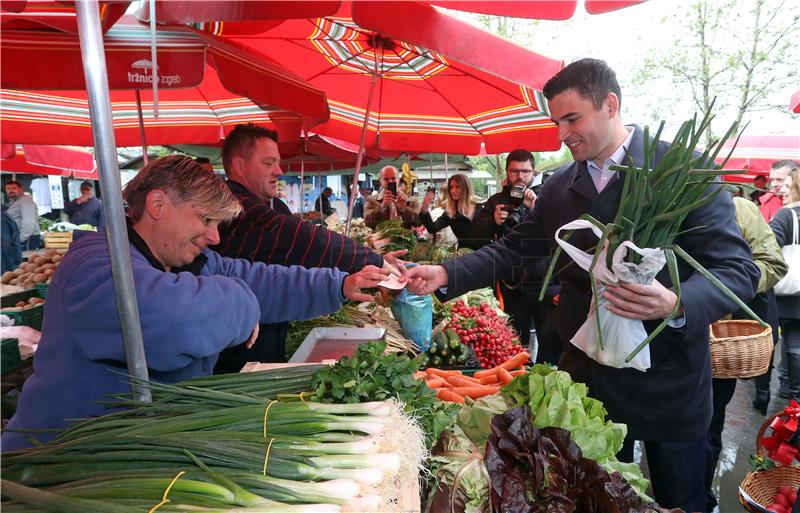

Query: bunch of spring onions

[540,104,765,363]
[2,370,426,513]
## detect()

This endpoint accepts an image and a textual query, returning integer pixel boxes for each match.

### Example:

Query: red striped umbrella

[424,0,647,19]
[213,2,562,155]
[1,0,128,33]
[0,144,97,179]
[717,133,800,181]
[0,17,329,125]
[1,64,305,151]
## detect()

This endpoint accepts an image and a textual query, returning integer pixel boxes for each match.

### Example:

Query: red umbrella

[136,1,340,24]
[791,89,800,114]
[716,133,800,177]
[0,65,305,152]
[0,17,329,125]
[217,2,562,155]
[1,0,128,33]
[423,0,647,19]
[0,144,97,179]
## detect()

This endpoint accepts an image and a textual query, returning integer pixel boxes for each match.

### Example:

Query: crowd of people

[1,57,798,513]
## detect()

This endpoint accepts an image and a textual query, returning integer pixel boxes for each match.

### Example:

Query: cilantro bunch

[310,341,458,449]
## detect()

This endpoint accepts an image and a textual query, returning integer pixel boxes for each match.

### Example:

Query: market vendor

[404,59,759,512]
[2,155,388,451]
[213,123,403,371]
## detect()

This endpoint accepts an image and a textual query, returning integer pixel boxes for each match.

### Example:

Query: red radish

[775,494,791,508]
[766,503,787,513]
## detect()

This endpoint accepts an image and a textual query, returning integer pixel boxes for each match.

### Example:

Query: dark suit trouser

[619,435,709,513]
[213,322,289,374]
[497,282,534,346]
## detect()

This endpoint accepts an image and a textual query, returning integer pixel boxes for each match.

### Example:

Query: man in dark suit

[404,58,759,512]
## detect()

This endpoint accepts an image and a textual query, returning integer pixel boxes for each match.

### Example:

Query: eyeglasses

[507,168,533,175]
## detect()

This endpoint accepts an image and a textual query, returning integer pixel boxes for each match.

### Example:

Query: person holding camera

[364,165,421,229]
[419,173,490,251]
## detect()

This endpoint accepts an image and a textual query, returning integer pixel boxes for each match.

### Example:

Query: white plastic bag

[555,220,667,371]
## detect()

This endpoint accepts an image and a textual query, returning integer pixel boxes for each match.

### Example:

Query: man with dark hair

[214,123,401,371]
[760,159,800,221]
[475,149,540,348]
[2,155,388,451]
[315,187,336,217]
[64,181,104,229]
[404,58,759,512]
[4,180,41,250]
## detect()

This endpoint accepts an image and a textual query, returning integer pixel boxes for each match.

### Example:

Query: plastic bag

[555,220,666,372]
[391,287,433,351]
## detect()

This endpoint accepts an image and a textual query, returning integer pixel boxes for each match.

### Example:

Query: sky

[445,0,800,150]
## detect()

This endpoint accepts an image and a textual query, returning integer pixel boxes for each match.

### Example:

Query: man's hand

[245,323,260,349]
[396,193,407,213]
[494,204,509,226]
[421,190,435,212]
[76,195,89,205]
[343,265,390,302]
[602,280,683,321]
[382,249,407,277]
[523,188,537,209]
[381,191,396,210]
[403,265,448,296]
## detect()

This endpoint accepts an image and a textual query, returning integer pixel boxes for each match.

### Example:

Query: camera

[501,184,529,226]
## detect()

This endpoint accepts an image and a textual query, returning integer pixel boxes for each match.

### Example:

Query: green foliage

[310,341,459,449]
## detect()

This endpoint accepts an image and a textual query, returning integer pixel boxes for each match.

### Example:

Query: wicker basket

[709,320,772,378]
[739,412,800,512]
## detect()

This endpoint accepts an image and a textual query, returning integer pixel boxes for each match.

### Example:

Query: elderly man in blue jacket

[3,155,387,451]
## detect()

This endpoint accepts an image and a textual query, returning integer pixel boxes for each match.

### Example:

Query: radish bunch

[445,299,525,368]
[766,485,798,513]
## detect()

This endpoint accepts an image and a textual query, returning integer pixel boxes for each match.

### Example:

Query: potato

[23,262,37,272]
[32,256,47,266]
[43,269,55,277]
[51,254,63,263]
[15,301,26,308]
[12,268,25,277]
[1,271,14,284]
[40,263,55,271]
[28,297,44,305]
[9,278,18,286]
[32,273,47,284]
[43,249,58,258]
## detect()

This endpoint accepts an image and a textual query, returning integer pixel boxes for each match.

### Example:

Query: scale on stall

[288,327,387,364]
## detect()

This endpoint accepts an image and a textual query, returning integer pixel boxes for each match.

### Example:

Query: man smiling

[3,156,388,450]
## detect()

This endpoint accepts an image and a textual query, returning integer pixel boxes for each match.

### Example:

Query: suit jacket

[442,125,759,442]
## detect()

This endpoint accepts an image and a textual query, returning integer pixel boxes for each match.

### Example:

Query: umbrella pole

[148,0,159,119]
[345,68,379,236]
[75,0,151,402]
[134,90,149,165]
[299,132,306,214]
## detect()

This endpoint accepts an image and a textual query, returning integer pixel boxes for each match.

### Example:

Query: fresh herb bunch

[310,340,459,448]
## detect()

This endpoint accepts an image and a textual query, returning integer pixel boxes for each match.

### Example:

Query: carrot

[497,367,514,385]
[499,352,530,370]
[445,374,482,388]
[426,368,463,379]
[510,369,528,377]
[449,386,500,399]
[425,378,445,388]
[473,368,498,379]
[436,388,465,403]
[478,374,500,385]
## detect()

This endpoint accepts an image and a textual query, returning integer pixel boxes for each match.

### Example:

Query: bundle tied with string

[540,102,767,372]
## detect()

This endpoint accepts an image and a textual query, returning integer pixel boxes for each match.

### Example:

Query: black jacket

[441,125,759,442]
[420,204,491,250]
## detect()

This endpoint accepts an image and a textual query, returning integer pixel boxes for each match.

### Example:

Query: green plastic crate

[1,338,22,374]
[1,288,45,330]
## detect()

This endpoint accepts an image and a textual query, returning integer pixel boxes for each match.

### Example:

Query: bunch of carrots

[415,352,530,403]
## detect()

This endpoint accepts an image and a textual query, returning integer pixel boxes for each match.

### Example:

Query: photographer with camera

[364,165,421,229]
[419,174,491,250]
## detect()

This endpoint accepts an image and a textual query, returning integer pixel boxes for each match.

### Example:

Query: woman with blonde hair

[771,165,800,403]
[419,173,490,250]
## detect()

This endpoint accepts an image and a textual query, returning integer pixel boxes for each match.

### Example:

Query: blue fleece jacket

[2,230,346,450]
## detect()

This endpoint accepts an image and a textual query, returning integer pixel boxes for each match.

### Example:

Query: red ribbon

[762,400,800,465]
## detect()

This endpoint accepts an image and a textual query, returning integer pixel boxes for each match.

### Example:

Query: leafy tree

[631,0,799,144]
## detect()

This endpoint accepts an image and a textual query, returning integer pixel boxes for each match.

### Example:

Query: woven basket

[739,412,800,512]
[709,320,772,378]
[739,465,800,512]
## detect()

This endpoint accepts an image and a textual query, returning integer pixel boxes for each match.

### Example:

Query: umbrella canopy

[136,1,340,24]
[791,89,800,114]
[0,17,329,125]
[716,133,800,175]
[0,65,305,151]
[424,0,647,19]
[1,0,128,33]
[210,2,562,155]
[0,144,97,179]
